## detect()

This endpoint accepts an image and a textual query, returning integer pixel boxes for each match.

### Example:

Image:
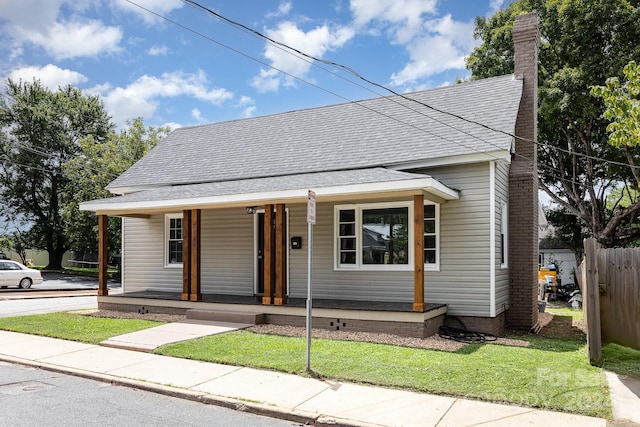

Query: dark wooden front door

[257,212,265,294]
[256,211,287,295]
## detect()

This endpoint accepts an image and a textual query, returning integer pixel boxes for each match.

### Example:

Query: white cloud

[0,1,122,60]
[0,0,65,30]
[26,21,122,60]
[350,0,437,43]
[236,96,256,118]
[112,0,183,24]
[161,122,182,131]
[191,108,207,123]
[489,0,506,14]
[266,1,292,19]
[148,45,170,56]
[347,1,479,88]
[390,15,476,86]
[95,70,233,127]
[251,21,354,92]
[5,64,88,90]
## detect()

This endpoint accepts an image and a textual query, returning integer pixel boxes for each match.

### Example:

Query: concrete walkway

[100,319,253,352]
[1,329,630,427]
[606,372,640,424]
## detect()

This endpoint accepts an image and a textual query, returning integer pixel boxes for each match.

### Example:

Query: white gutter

[81,177,460,215]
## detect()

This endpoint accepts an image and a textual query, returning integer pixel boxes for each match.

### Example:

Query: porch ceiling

[80,168,459,216]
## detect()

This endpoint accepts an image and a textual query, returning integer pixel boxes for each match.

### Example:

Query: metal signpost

[306,190,316,372]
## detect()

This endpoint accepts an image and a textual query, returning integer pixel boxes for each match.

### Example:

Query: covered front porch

[82,168,459,336]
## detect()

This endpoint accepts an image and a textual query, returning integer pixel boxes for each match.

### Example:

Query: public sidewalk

[0,329,623,427]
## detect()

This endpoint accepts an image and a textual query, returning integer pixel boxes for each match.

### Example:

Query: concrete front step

[186,309,265,325]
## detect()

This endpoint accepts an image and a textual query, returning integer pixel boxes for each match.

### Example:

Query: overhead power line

[177,0,640,172]
[1,1,635,188]
[124,0,513,164]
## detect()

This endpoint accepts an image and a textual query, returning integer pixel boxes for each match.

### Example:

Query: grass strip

[0,312,164,344]
[156,331,611,418]
[3,307,635,419]
[602,343,640,378]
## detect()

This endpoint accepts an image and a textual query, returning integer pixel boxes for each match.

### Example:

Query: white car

[0,260,43,289]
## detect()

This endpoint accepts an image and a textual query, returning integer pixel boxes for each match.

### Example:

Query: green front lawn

[2,307,638,419]
[156,330,611,418]
[602,342,640,379]
[0,312,164,344]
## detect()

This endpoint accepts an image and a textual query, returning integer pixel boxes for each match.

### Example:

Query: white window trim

[423,202,440,272]
[334,201,414,272]
[164,213,183,268]
[490,161,497,317]
[500,201,509,269]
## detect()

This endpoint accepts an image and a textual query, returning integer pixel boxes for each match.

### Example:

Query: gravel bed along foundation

[78,309,531,351]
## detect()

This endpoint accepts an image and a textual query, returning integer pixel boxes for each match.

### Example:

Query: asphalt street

[0,362,298,427]
[37,271,115,290]
[0,296,97,318]
[0,272,116,317]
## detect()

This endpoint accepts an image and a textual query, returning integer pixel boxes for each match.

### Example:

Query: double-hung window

[500,202,508,268]
[335,201,439,271]
[423,203,439,269]
[165,213,183,267]
[335,202,412,271]
[337,209,357,265]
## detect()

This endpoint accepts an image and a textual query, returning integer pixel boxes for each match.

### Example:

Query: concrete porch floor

[107,290,443,312]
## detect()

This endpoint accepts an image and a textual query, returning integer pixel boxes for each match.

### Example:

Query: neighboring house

[81,14,540,336]
[538,205,579,285]
[539,249,577,285]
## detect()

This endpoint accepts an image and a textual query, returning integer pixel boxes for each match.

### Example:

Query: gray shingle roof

[107,74,522,193]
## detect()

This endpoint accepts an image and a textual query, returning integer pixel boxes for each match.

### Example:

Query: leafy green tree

[591,61,640,148]
[0,230,31,264]
[0,79,112,269]
[467,0,640,248]
[0,235,10,254]
[64,118,170,257]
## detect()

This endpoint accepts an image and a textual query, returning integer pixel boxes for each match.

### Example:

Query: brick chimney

[508,12,540,331]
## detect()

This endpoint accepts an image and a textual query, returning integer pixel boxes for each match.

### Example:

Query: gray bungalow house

[81,14,540,336]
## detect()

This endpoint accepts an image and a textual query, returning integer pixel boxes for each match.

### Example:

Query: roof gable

[108,74,522,193]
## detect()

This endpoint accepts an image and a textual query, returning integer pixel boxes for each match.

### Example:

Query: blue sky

[0,0,510,130]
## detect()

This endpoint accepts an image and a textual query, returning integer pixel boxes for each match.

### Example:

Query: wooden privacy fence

[577,238,640,365]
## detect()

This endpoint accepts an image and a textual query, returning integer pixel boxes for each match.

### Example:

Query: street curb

[0,290,97,300]
[0,354,372,427]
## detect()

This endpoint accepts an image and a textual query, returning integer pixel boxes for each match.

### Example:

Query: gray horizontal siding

[122,215,182,292]
[123,209,255,294]
[122,162,499,317]
[495,160,510,314]
[419,162,493,317]
[201,208,254,295]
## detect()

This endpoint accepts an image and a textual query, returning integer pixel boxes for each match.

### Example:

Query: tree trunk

[46,246,66,270]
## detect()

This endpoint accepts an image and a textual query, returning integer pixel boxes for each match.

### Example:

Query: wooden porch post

[274,203,287,305]
[182,210,192,301]
[262,205,274,304]
[413,195,425,312]
[190,209,202,301]
[97,214,108,296]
